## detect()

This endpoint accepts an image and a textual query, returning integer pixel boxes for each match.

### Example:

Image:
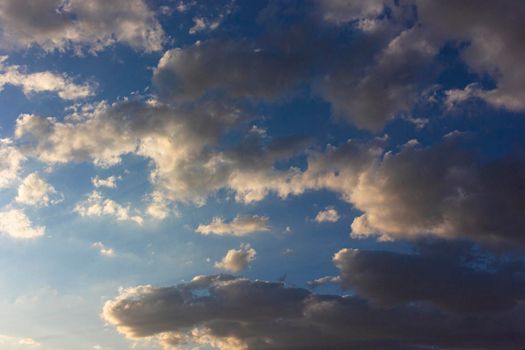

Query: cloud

[15,173,60,207]
[196,215,269,236]
[151,0,525,131]
[0,56,94,99]
[227,134,525,248]
[0,335,40,349]
[0,139,25,188]
[416,0,525,111]
[14,99,242,202]
[92,242,115,257]
[317,0,387,24]
[214,244,256,273]
[314,207,340,223]
[153,40,308,102]
[0,208,45,239]
[333,241,525,312]
[345,138,525,247]
[145,191,171,220]
[103,274,525,350]
[0,0,165,53]
[15,98,525,247]
[91,175,120,188]
[151,2,436,130]
[74,191,143,225]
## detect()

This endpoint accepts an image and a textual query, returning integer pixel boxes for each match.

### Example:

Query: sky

[0,0,524,349]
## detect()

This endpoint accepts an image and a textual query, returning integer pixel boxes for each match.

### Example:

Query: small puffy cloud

[314,207,340,223]
[92,242,115,257]
[214,244,256,273]
[0,335,41,349]
[74,191,143,225]
[91,175,120,188]
[15,173,60,207]
[0,139,24,188]
[0,0,165,53]
[0,56,94,99]
[102,274,525,350]
[0,208,45,239]
[196,215,269,236]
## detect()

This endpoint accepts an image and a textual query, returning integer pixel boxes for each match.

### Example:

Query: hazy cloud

[196,215,270,236]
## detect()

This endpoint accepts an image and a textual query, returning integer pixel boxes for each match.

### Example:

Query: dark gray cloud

[103,274,525,350]
[153,0,525,130]
[153,1,423,130]
[332,241,525,313]
[417,0,525,111]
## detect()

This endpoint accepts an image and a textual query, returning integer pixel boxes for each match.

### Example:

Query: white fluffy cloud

[0,0,165,53]
[74,191,143,225]
[0,139,24,188]
[314,207,340,223]
[214,244,256,273]
[15,173,60,207]
[196,215,269,236]
[0,56,94,99]
[0,208,45,239]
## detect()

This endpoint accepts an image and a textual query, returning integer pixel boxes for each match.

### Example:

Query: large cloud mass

[103,274,525,350]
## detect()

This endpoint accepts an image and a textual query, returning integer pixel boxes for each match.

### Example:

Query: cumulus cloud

[15,97,525,246]
[145,191,171,220]
[92,242,115,257]
[0,139,25,188]
[314,207,340,223]
[227,134,525,248]
[333,242,525,312]
[0,208,45,239]
[150,0,525,131]
[14,99,242,202]
[214,244,256,273]
[91,175,120,188]
[0,56,94,99]
[15,173,60,207]
[196,215,269,236]
[151,2,436,130]
[103,274,525,350]
[74,191,143,225]
[416,0,525,111]
[0,0,165,53]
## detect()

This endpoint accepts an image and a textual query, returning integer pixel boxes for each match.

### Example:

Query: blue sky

[0,1,525,349]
